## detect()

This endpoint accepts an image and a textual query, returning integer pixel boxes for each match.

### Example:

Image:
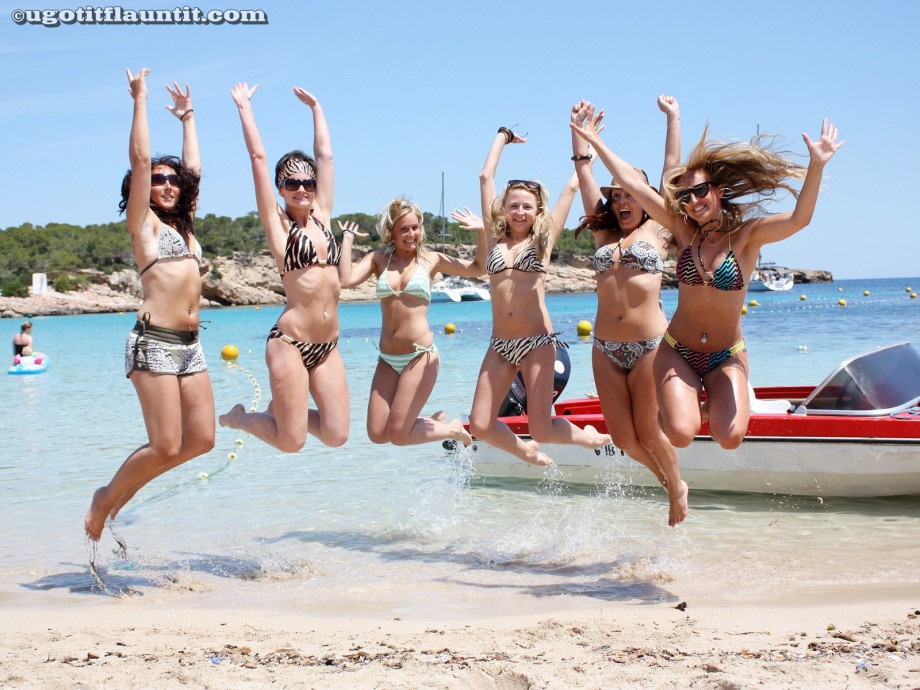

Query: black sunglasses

[151,173,180,187]
[507,179,541,191]
[675,181,714,205]
[281,177,317,192]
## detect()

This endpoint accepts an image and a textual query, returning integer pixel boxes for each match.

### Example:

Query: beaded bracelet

[498,127,514,144]
[571,154,593,161]
[180,109,194,121]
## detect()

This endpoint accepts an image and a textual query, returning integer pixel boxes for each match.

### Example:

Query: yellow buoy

[118,311,124,316]
[911,293,917,299]
[221,344,240,361]
[741,305,748,315]
[444,322,456,335]
[255,306,261,310]
[748,299,759,307]
[577,320,592,336]
[800,294,807,301]
[863,290,870,296]
[838,299,847,306]
[907,287,913,292]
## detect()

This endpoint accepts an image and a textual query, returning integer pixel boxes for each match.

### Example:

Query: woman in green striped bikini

[339,197,487,447]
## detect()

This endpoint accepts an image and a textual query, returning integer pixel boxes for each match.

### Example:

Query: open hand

[166,81,193,120]
[293,86,319,108]
[803,118,844,165]
[230,82,259,106]
[450,207,485,233]
[337,220,368,239]
[570,103,603,144]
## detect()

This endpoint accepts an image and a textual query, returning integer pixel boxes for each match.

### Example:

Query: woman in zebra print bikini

[466,127,612,467]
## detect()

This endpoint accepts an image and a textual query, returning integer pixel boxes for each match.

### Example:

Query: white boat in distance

[749,256,794,292]
[431,276,491,302]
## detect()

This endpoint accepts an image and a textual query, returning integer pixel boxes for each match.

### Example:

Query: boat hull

[467,385,920,497]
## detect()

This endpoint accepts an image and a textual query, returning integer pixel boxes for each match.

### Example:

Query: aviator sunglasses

[281,177,317,192]
[151,173,180,187]
[675,181,714,205]
[506,179,542,191]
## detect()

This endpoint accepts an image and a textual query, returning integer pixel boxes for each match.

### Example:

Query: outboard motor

[496,347,571,417]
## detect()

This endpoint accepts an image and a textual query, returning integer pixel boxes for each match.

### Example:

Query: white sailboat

[749,255,794,292]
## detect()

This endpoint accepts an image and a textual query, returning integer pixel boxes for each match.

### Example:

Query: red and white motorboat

[464,342,920,497]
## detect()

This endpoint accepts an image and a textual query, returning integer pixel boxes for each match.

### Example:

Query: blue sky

[2,0,918,279]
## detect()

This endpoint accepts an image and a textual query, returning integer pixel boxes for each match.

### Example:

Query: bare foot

[85,486,112,542]
[219,403,247,429]
[580,425,612,449]
[522,440,554,467]
[447,418,472,447]
[668,480,689,527]
[109,490,134,521]
[431,410,446,423]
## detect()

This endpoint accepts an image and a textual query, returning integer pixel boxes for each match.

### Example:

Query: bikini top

[139,224,202,276]
[281,214,341,277]
[486,241,546,274]
[375,249,431,302]
[675,230,746,291]
[594,239,663,275]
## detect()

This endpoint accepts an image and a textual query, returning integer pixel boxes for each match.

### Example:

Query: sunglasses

[281,177,317,192]
[151,173,180,187]
[507,179,541,191]
[609,191,633,203]
[675,181,714,205]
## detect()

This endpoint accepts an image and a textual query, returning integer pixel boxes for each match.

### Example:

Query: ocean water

[1,277,919,614]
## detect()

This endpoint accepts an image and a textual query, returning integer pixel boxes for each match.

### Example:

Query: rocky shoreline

[0,250,832,318]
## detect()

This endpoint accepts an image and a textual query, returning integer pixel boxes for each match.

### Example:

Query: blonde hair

[663,127,807,230]
[490,181,553,261]
[376,197,426,250]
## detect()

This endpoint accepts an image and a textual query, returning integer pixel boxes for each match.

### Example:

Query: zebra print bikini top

[486,241,545,274]
[280,214,341,277]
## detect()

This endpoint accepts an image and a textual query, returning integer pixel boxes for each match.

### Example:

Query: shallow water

[1,277,919,615]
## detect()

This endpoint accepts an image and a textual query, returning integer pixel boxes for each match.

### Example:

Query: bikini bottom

[664,331,746,379]
[593,335,662,372]
[379,343,437,375]
[268,325,337,371]
[125,319,207,378]
[489,332,568,368]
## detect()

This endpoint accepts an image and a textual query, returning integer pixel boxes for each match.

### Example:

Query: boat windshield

[797,342,920,415]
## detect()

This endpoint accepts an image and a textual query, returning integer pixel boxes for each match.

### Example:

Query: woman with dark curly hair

[570,96,687,525]
[573,103,843,452]
[86,68,214,541]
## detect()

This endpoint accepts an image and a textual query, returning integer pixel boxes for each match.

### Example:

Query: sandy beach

[3,590,918,688]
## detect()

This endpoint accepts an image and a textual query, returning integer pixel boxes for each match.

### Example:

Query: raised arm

[657,94,681,184]
[479,127,525,229]
[433,208,490,278]
[336,221,376,288]
[748,118,844,246]
[571,104,678,230]
[293,87,333,222]
[571,100,603,219]
[230,82,287,257]
[125,67,155,235]
[166,81,199,177]
[548,171,579,249]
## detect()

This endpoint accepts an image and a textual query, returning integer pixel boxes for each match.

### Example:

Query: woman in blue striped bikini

[572,103,843,451]
[467,127,612,467]
[340,197,486,447]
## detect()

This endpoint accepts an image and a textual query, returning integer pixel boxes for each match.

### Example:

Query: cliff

[0,250,831,318]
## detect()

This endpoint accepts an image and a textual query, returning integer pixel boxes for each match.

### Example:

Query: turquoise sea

[2,277,919,615]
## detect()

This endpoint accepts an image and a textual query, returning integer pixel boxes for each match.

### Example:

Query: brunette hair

[118,155,199,237]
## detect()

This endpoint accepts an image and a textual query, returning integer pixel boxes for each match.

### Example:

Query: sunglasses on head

[281,177,317,192]
[675,181,714,205]
[507,179,541,191]
[151,173,180,187]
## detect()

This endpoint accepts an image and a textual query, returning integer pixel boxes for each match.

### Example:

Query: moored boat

[463,343,920,497]
[431,276,491,302]
[749,256,794,292]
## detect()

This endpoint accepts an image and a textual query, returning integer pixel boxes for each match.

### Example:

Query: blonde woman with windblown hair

[468,127,612,467]
[572,104,843,451]
[338,197,487,447]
